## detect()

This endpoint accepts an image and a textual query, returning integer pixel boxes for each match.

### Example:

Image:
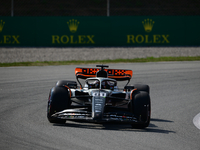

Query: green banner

[0,16,200,47]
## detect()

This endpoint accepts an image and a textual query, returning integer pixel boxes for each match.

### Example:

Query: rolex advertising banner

[0,16,200,47]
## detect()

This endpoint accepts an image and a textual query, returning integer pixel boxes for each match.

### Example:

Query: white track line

[193,113,200,130]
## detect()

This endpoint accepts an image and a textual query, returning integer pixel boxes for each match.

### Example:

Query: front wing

[52,109,143,123]
[52,109,147,124]
[51,96,148,124]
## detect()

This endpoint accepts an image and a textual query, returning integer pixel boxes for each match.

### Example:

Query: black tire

[56,80,77,89]
[131,91,151,128]
[134,84,150,94]
[47,86,71,124]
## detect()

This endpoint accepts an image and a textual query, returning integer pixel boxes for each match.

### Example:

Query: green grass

[1,56,200,67]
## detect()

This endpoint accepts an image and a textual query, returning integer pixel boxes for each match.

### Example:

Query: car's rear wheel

[131,91,151,128]
[134,84,149,94]
[56,80,77,89]
[47,86,71,124]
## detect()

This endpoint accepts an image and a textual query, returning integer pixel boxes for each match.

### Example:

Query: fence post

[107,0,110,16]
[11,0,14,16]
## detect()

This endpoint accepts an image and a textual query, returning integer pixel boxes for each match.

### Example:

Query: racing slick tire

[131,91,151,129]
[134,84,149,94]
[47,86,71,124]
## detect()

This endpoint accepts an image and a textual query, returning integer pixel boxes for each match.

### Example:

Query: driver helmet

[89,80,100,88]
[102,81,114,89]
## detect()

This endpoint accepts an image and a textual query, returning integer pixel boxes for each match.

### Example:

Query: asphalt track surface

[0,62,200,150]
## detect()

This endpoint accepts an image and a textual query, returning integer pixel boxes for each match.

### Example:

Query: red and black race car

[47,65,151,128]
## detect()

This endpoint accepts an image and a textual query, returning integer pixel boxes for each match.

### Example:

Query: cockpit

[85,78,117,90]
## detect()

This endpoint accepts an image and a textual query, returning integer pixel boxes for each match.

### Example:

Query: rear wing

[75,68,132,81]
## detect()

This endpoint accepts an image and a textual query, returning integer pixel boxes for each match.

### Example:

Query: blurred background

[1,0,200,16]
[1,0,200,63]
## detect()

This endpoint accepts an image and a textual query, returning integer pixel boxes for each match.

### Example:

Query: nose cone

[91,90,108,120]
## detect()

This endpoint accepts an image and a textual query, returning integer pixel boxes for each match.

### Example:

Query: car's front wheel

[130,91,151,128]
[47,86,71,124]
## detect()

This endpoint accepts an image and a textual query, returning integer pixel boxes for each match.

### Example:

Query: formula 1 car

[47,65,151,128]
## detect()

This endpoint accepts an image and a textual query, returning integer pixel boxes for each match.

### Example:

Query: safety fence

[1,0,200,16]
